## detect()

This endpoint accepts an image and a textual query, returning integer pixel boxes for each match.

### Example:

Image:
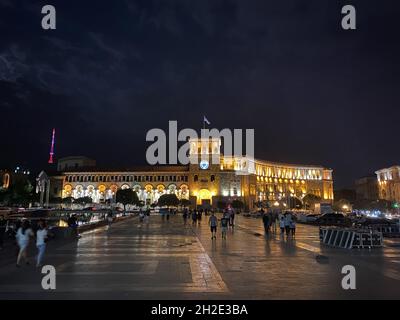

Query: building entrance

[197,188,212,205]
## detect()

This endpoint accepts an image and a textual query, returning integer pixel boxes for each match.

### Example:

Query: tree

[157,194,179,208]
[50,197,62,208]
[289,197,303,209]
[74,196,93,205]
[115,189,139,213]
[0,189,11,205]
[231,199,244,210]
[62,196,74,205]
[254,200,264,208]
[0,178,36,207]
[180,199,191,208]
[302,194,322,210]
[61,196,74,209]
[217,200,227,210]
[353,199,393,211]
[332,199,351,212]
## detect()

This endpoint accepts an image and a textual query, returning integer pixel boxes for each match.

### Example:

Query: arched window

[210,175,215,182]
[194,175,198,182]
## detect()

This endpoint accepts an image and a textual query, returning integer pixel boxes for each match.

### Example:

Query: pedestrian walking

[279,213,285,235]
[220,214,229,239]
[183,208,188,225]
[144,209,150,224]
[139,210,145,223]
[192,210,197,225]
[284,212,292,237]
[262,210,270,235]
[271,211,278,233]
[107,212,113,227]
[230,210,235,228]
[290,215,296,237]
[68,214,78,238]
[36,219,48,268]
[208,212,218,240]
[16,220,34,267]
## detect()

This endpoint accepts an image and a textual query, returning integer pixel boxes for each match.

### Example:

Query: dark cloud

[1,0,400,188]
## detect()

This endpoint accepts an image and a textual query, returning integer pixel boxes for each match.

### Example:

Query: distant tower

[48,128,56,164]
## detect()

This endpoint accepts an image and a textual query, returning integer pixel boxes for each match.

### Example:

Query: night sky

[1,0,400,188]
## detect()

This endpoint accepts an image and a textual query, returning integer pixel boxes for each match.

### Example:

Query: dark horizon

[1,0,400,189]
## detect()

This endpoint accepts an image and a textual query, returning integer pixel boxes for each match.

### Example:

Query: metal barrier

[319,227,383,249]
[365,224,400,238]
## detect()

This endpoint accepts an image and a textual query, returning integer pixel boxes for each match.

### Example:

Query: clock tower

[188,137,221,206]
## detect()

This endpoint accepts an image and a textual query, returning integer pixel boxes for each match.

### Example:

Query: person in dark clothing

[0,216,7,249]
[229,211,235,228]
[67,215,78,238]
[182,209,188,224]
[220,214,229,239]
[262,211,270,235]
[192,210,197,224]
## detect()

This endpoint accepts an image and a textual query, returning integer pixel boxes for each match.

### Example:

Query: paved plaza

[0,214,400,299]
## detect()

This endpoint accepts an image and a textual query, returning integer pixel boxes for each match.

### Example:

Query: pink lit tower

[48,128,56,164]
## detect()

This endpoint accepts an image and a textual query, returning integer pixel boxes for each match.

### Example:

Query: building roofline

[375,165,400,174]
[222,156,330,170]
[59,165,190,174]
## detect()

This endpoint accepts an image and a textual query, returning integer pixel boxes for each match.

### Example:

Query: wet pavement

[0,214,399,299]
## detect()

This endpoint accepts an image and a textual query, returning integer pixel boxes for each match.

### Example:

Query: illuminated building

[46,139,334,209]
[355,176,378,201]
[57,156,96,172]
[0,167,32,191]
[0,170,10,190]
[376,166,400,203]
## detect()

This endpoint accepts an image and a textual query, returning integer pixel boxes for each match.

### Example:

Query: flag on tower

[203,116,210,125]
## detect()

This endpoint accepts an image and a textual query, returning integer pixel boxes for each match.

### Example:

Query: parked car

[316,213,349,226]
[295,212,320,223]
[353,217,397,228]
[305,214,320,222]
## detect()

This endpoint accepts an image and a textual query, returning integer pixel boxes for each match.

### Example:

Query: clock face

[199,160,209,170]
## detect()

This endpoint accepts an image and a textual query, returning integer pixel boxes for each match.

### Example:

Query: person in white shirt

[290,217,296,237]
[279,213,285,235]
[36,220,48,268]
[16,220,34,267]
[284,212,292,237]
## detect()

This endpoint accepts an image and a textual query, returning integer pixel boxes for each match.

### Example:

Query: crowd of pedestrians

[180,205,297,241]
[182,208,214,226]
[208,206,235,240]
[0,218,52,268]
[262,209,296,238]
